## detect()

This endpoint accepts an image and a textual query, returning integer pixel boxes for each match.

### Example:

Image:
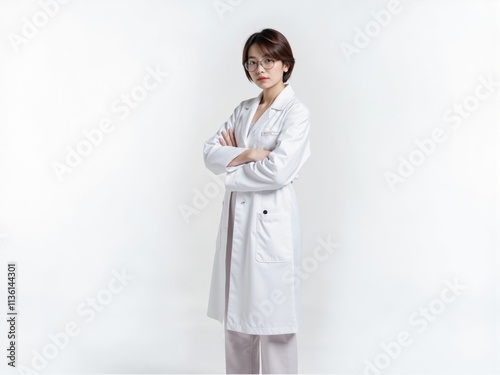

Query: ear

[283,63,290,73]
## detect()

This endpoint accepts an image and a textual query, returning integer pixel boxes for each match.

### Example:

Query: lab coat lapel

[246,84,295,138]
[241,93,261,145]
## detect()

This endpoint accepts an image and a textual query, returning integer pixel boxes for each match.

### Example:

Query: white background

[0,0,498,374]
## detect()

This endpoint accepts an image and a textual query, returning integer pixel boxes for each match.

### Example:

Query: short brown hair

[242,28,295,83]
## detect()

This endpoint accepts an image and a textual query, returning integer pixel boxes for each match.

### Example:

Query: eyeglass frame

[243,57,276,72]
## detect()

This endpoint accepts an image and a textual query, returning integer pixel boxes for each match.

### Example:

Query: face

[246,44,288,90]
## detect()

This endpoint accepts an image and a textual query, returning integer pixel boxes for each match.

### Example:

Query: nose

[256,61,265,73]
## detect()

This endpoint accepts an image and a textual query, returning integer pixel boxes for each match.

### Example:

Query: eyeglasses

[244,58,275,72]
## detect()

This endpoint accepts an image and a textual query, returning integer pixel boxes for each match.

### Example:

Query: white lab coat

[203,84,311,335]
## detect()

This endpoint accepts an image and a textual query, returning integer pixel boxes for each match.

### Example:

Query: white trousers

[224,192,298,374]
[225,329,298,374]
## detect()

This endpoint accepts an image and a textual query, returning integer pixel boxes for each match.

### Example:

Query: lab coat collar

[245,84,295,111]
[270,84,295,110]
[241,84,295,141]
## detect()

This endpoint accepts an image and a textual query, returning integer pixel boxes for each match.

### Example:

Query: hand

[219,128,237,147]
[251,149,271,161]
[227,148,271,167]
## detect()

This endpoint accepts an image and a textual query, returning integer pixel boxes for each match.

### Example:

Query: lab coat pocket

[255,211,293,263]
[259,131,280,151]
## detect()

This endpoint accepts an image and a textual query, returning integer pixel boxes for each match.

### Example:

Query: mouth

[257,77,269,82]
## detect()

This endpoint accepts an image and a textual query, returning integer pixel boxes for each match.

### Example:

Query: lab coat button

[263,210,268,214]
[241,201,246,205]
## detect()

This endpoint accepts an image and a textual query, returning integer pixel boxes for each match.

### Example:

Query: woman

[203,28,311,374]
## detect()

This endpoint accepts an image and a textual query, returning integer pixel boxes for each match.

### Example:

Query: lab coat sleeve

[203,104,249,175]
[225,103,311,192]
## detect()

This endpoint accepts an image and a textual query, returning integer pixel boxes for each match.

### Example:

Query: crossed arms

[219,128,270,167]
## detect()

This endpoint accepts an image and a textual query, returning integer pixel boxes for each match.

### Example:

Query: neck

[260,82,286,106]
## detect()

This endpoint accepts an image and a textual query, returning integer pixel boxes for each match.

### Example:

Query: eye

[265,58,274,63]
[248,60,257,66]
